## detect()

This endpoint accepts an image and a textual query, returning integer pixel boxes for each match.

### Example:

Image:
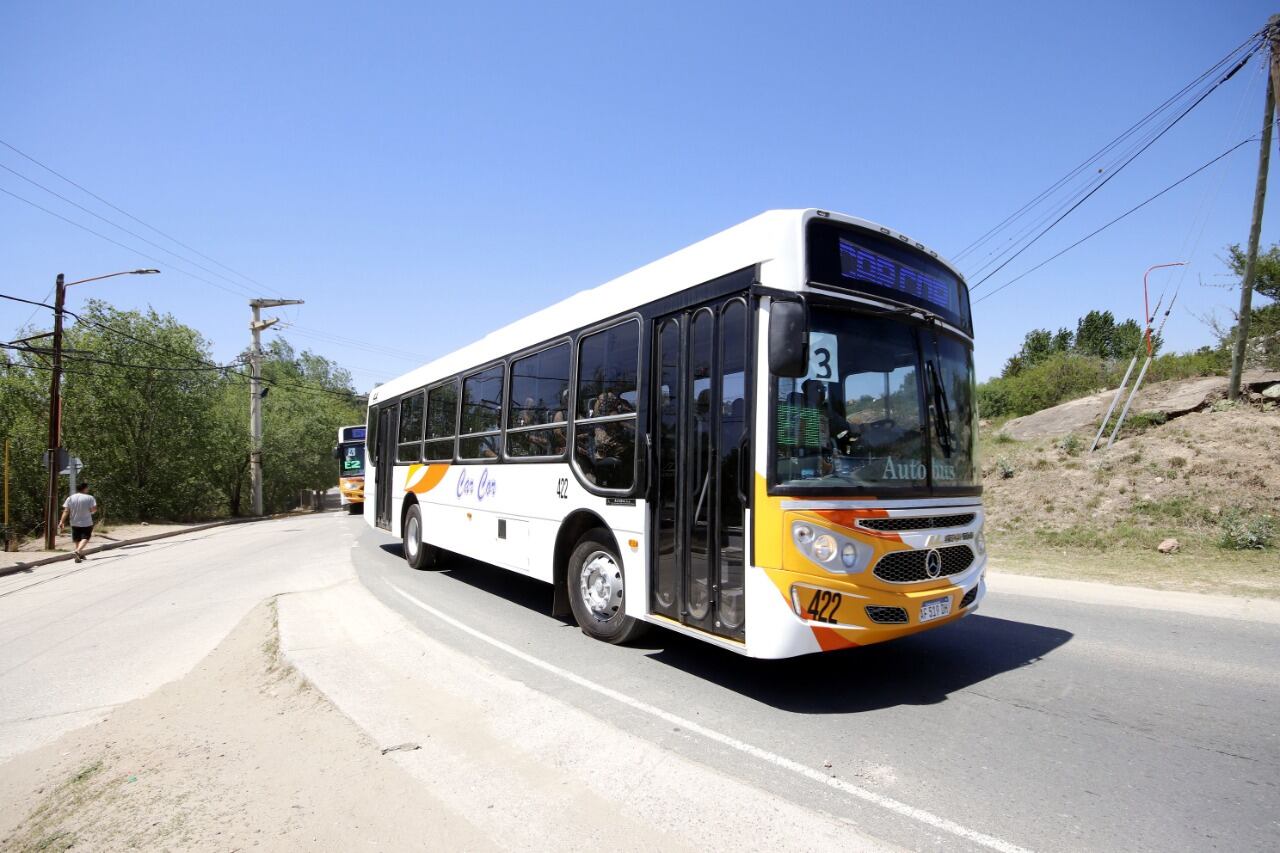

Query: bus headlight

[812,534,837,563]
[975,529,987,556]
[791,521,865,573]
[841,542,858,568]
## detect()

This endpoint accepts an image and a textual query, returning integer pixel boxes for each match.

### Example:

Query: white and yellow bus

[334,425,366,513]
[363,209,983,658]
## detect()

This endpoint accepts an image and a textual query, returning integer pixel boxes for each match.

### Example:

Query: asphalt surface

[2,512,1276,851]
[350,518,1280,853]
[0,513,351,762]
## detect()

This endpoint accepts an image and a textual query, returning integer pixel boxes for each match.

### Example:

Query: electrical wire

[955,30,1265,266]
[970,46,1259,290]
[0,136,283,299]
[973,135,1260,304]
[2,291,365,401]
[0,343,247,372]
[0,185,270,301]
[0,162,260,299]
[273,322,430,362]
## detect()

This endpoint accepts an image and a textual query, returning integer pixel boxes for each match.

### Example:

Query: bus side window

[574,320,639,490]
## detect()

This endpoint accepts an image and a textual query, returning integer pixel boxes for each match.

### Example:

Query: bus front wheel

[402,504,440,570]
[567,530,647,644]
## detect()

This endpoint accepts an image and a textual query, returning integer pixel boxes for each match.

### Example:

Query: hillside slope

[981,393,1279,597]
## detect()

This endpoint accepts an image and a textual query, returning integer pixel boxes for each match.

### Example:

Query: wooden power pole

[1230,15,1280,400]
[249,298,304,516]
[43,274,66,550]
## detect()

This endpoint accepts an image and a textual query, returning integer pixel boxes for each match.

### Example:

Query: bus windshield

[773,307,977,491]
[338,442,365,476]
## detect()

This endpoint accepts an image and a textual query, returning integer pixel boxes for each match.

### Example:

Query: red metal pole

[1142,262,1185,357]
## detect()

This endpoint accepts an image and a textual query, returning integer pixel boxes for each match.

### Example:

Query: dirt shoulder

[982,404,1280,598]
[0,599,491,852]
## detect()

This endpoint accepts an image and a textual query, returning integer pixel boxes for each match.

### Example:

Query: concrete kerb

[0,509,334,579]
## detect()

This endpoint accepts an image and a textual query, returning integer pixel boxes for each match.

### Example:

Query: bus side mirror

[768,299,808,378]
[332,446,340,460]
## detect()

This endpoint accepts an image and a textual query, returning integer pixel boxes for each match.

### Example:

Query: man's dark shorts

[71,525,93,543]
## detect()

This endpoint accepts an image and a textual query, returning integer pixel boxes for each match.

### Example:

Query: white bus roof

[369,208,961,404]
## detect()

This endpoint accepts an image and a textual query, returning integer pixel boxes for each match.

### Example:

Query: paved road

[3,513,1277,851]
[0,513,350,761]
[350,519,1280,853]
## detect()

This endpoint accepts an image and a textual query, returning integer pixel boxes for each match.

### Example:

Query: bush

[1217,508,1275,550]
[1146,347,1231,382]
[1057,433,1082,455]
[977,352,1110,419]
[1123,411,1168,432]
[995,458,1016,479]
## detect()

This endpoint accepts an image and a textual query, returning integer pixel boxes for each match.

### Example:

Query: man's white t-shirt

[63,493,96,527]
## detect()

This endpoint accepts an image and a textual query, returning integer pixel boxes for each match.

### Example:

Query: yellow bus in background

[334,425,366,514]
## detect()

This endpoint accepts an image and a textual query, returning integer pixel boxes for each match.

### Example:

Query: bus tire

[567,530,648,644]
[347,502,363,515]
[402,504,440,570]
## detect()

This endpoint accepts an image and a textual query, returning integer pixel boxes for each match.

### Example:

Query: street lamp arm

[64,268,161,288]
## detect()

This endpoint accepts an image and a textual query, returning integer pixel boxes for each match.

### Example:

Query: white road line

[385,580,1033,853]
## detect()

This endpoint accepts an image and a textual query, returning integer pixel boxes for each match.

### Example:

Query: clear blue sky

[2,0,1276,384]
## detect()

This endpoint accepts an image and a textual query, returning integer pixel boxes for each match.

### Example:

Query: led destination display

[838,237,953,312]
[806,220,972,334]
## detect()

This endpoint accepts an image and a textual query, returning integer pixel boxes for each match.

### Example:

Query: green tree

[0,352,54,539]
[1225,242,1280,302]
[1002,327,1073,377]
[1074,310,1149,360]
[58,300,228,521]
[257,339,365,513]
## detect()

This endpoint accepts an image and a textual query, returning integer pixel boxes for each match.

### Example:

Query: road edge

[0,511,332,579]
[987,570,1280,624]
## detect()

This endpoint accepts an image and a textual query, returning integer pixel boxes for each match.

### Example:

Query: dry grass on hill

[980,404,1280,597]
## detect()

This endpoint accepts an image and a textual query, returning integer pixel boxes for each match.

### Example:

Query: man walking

[58,482,98,563]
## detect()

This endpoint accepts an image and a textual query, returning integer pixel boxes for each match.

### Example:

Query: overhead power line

[0,161,261,299]
[973,135,1259,304]
[1,290,364,401]
[954,29,1266,266]
[1,342,246,372]
[274,322,431,362]
[0,137,283,298]
[0,185,270,301]
[970,44,1259,290]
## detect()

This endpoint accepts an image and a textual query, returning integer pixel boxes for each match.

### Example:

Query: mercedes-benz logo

[925,549,943,579]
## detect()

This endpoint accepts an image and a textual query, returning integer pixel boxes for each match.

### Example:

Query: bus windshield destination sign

[806,220,971,333]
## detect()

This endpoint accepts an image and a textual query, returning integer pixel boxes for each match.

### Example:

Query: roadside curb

[0,510,331,579]
[987,570,1280,625]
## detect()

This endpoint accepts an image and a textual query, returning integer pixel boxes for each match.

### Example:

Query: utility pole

[39,268,159,549]
[43,274,66,550]
[1230,15,1280,401]
[249,298,304,516]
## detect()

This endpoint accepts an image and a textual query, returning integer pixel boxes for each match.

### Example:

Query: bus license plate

[919,596,952,623]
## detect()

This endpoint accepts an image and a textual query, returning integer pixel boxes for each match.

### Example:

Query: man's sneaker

[73,554,82,563]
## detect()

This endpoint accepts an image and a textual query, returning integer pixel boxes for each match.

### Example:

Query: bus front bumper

[755,559,986,655]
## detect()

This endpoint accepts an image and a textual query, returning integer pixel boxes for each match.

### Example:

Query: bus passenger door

[374,403,396,530]
[649,297,750,641]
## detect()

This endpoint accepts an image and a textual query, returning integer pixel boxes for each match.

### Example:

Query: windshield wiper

[927,361,954,459]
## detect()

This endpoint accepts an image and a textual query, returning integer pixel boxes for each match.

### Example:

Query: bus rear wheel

[402,504,440,570]
[567,530,647,644]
